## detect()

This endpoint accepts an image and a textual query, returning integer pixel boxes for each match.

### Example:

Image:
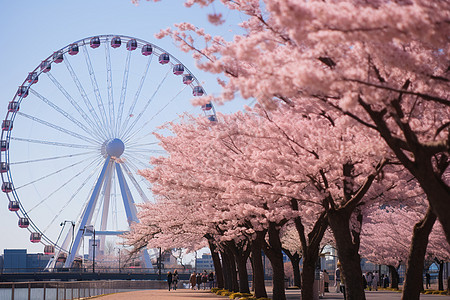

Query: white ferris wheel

[1,35,216,268]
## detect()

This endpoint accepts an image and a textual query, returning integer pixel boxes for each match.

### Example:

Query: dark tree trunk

[290,200,328,299]
[359,98,450,244]
[328,209,365,300]
[388,265,400,290]
[207,239,224,289]
[227,240,251,293]
[402,208,437,300]
[283,249,301,288]
[263,222,286,300]
[221,250,232,291]
[251,231,268,298]
[438,261,444,291]
[223,246,239,292]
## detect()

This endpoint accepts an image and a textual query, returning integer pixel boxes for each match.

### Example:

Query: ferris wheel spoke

[125,141,159,148]
[63,58,108,139]
[119,55,153,137]
[121,162,150,203]
[10,137,97,150]
[126,148,166,155]
[121,69,171,140]
[16,112,100,145]
[16,154,100,194]
[45,72,105,140]
[29,89,103,141]
[82,44,110,137]
[116,51,132,136]
[121,155,153,189]
[40,158,103,237]
[124,84,189,144]
[105,41,115,137]
[11,151,95,165]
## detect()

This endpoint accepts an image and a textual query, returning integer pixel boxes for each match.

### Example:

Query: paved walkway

[96,289,450,300]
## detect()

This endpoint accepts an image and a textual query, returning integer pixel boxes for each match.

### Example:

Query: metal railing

[0,280,172,300]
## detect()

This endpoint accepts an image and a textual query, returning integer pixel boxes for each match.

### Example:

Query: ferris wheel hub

[105,138,125,157]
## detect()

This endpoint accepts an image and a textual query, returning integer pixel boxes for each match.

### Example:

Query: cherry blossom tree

[361,196,450,299]
[132,101,403,299]
[133,0,450,248]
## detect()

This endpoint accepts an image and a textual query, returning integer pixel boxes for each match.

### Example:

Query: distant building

[2,249,52,272]
[196,254,214,271]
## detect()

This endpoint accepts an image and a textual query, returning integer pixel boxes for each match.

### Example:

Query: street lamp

[117,248,121,273]
[83,225,96,273]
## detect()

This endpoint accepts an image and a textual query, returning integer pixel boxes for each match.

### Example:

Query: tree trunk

[414,170,450,245]
[438,261,444,291]
[221,250,232,291]
[282,250,301,288]
[251,231,268,298]
[228,240,251,293]
[208,240,224,289]
[263,222,286,300]
[388,265,400,290]
[290,200,328,298]
[328,209,365,300]
[402,208,437,300]
[359,94,450,245]
[223,246,239,292]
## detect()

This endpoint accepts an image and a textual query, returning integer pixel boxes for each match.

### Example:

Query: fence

[0,280,171,300]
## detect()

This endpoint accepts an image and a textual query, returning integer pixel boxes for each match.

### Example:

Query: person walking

[190,272,197,290]
[208,271,215,289]
[372,271,379,291]
[366,271,373,291]
[426,272,431,289]
[323,270,330,293]
[167,271,173,291]
[196,272,202,290]
[335,265,341,292]
[172,270,179,290]
[338,262,346,300]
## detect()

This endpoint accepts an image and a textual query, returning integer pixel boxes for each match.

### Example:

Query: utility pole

[92,228,96,273]
[158,247,162,280]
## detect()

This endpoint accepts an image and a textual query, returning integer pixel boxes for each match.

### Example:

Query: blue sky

[0,0,248,255]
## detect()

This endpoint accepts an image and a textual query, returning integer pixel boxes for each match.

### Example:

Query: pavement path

[96,289,450,300]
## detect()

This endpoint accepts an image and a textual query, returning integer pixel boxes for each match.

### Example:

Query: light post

[117,248,121,273]
[83,225,96,273]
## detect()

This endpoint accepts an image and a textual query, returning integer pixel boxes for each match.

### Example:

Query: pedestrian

[202,270,208,289]
[196,272,202,290]
[167,271,173,291]
[383,274,390,288]
[363,273,367,290]
[190,272,197,289]
[335,265,341,292]
[338,262,346,300]
[372,271,379,291]
[319,270,325,297]
[323,270,329,293]
[208,271,215,289]
[366,271,373,291]
[172,270,179,290]
[426,272,431,289]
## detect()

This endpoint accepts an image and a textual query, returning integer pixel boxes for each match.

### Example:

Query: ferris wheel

[0,35,216,268]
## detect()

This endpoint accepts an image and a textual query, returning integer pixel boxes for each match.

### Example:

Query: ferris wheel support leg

[115,163,152,268]
[64,157,111,268]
